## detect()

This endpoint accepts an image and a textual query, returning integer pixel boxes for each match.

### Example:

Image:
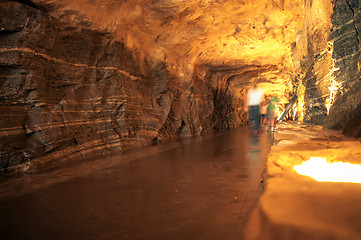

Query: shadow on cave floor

[0,126,274,240]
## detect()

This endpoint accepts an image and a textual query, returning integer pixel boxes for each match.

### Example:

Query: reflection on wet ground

[0,127,273,240]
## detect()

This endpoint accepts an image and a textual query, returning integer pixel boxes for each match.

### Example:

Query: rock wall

[292,0,333,124]
[0,1,215,170]
[0,1,167,170]
[295,0,361,137]
[324,0,361,137]
[0,1,255,171]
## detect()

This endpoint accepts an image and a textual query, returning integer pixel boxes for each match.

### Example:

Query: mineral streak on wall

[0,0,360,171]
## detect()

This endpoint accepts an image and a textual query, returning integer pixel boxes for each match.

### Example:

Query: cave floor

[0,127,273,240]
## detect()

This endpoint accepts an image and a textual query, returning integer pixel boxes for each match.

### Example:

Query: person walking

[267,96,279,131]
[245,84,264,133]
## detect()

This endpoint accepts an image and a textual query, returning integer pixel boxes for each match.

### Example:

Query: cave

[2,0,360,171]
[1,0,361,239]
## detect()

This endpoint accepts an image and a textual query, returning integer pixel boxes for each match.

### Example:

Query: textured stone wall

[1,1,209,170]
[324,0,361,137]
[293,0,333,124]
[0,1,169,170]
[293,0,361,137]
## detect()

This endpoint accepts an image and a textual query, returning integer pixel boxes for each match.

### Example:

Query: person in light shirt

[245,84,264,133]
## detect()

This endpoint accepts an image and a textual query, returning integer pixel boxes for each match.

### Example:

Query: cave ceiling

[32,0,304,96]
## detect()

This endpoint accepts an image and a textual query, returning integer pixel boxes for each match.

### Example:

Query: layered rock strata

[0,1,217,170]
[0,2,159,169]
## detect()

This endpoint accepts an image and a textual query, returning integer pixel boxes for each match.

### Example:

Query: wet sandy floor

[0,127,273,240]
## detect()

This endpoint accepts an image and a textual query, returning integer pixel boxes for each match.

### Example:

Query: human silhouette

[245,84,264,133]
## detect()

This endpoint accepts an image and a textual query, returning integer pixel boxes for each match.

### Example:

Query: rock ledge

[245,122,361,240]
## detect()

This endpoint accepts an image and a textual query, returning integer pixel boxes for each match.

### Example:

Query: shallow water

[0,127,273,240]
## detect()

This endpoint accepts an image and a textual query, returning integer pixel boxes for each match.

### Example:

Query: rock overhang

[30,0,304,95]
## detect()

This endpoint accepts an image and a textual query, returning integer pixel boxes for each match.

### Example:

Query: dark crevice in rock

[0,30,22,34]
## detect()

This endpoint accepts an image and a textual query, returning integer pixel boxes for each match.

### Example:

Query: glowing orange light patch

[293,157,361,183]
